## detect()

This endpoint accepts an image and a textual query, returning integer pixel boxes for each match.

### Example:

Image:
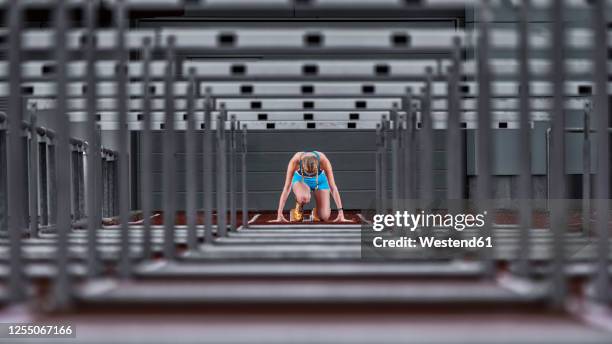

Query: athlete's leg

[290,182,311,221]
[314,189,331,221]
[292,181,311,205]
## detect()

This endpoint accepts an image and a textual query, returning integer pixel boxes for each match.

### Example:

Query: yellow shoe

[290,203,303,222]
[311,208,321,222]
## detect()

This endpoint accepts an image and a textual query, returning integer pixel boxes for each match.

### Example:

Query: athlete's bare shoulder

[290,152,302,161]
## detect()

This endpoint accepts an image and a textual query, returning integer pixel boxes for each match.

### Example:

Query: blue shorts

[291,171,330,191]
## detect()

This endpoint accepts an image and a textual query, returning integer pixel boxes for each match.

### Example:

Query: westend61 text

[372,236,493,249]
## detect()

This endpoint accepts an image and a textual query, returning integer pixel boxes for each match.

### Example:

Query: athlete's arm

[270,152,300,222]
[319,153,351,222]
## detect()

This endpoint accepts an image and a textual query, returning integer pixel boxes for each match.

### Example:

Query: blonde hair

[300,155,319,175]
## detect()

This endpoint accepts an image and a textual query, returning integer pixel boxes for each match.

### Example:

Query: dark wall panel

[136,129,454,211]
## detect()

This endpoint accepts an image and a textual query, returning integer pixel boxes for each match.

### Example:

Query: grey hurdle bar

[203,87,214,243]
[85,0,101,276]
[116,0,131,278]
[186,67,198,251]
[229,115,237,232]
[163,35,178,259]
[516,0,533,277]
[7,0,25,302]
[141,37,154,260]
[28,110,39,238]
[241,123,248,229]
[217,104,228,237]
[549,0,567,307]
[476,0,494,276]
[592,0,610,304]
[52,0,72,308]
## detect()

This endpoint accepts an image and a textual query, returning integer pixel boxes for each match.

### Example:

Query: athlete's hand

[269,213,289,223]
[332,212,353,223]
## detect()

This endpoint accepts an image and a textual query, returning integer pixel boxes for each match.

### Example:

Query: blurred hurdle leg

[203,88,214,243]
[549,0,568,307]
[476,0,494,276]
[229,115,237,232]
[186,68,198,250]
[390,103,400,217]
[141,37,154,259]
[241,124,248,228]
[49,137,57,225]
[591,0,610,304]
[516,0,533,277]
[102,154,109,218]
[0,118,6,234]
[38,132,48,226]
[7,0,26,302]
[446,38,462,203]
[419,68,434,210]
[52,0,72,308]
[446,37,462,242]
[77,145,85,220]
[217,105,228,237]
[402,88,416,216]
[28,111,39,238]
[375,123,382,214]
[380,116,388,213]
[163,35,178,259]
[116,0,131,277]
[84,1,101,265]
[582,103,591,235]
